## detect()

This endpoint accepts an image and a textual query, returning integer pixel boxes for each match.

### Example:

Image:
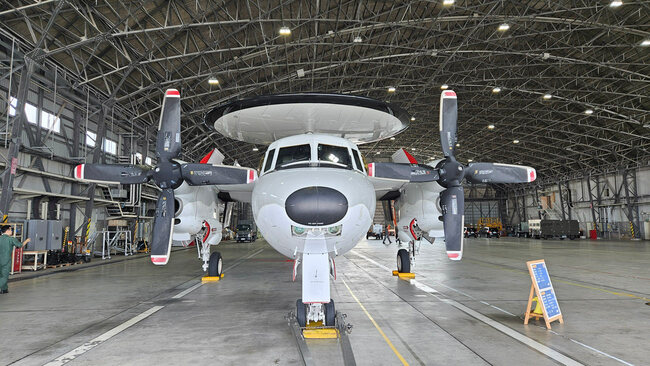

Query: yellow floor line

[466,258,649,301]
[342,278,409,366]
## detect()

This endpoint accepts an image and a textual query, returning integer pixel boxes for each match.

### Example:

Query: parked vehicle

[464,227,478,238]
[366,224,383,240]
[236,223,257,242]
[477,227,500,238]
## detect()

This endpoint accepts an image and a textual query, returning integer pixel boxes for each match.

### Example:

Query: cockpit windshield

[276,144,311,169]
[317,144,352,169]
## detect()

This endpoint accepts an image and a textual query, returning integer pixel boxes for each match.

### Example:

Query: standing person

[383,224,392,244]
[0,225,30,294]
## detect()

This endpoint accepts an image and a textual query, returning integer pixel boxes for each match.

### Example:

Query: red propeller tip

[443,91,457,97]
[74,164,84,179]
[151,256,168,265]
[166,89,180,97]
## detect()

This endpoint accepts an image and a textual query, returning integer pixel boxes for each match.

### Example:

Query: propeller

[74,89,257,265]
[434,90,536,260]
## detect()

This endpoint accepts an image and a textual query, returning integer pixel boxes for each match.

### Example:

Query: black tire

[296,299,307,327]
[325,299,335,326]
[208,251,223,277]
[397,249,410,273]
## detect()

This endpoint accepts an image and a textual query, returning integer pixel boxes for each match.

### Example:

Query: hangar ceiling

[0,0,648,179]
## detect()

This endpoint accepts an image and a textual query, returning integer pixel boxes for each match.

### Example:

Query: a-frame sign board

[524,259,563,329]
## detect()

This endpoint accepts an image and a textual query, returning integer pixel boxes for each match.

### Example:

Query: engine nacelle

[172,182,222,244]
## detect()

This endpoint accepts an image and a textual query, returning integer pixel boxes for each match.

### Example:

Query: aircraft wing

[367,162,439,200]
[215,182,256,203]
[368,176,407,200]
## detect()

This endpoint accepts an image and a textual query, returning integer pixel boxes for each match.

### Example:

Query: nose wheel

[296,299,336,327]
[208,251,223,277]
[397,248,411,273]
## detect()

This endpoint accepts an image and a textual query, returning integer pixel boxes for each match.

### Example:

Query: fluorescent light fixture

[609,1,622,7]
[467,159,473,162]
[641,39,650,46]
[252,147,259,151]
[208,78,220,85]
[440,84,449,90]
[584,109,594,115]
[492,87,501,93]
[353,36,362,43]
[376,151,381,154]
[279,26,291,35]
[296,69,305,77]
[498,23,510,31]
[543,93,552,100]
[443,0,455,5]
[487,124,495,130]
[455,143,460,147]
[387,86,396,92]
[410,117,416,121]
[390,137,396,140]
[411,148,416,151]
[513,140,520,144]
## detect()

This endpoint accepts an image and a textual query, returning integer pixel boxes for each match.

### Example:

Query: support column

[82,105,107,243]
[621,169,641,240]
[0,58,34,220]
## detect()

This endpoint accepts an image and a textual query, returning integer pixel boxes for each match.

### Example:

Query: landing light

[292,225,306,236]
[328,225,342,236]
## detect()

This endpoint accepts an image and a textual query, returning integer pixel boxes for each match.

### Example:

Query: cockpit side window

[263,149,275,172]
[276,144,311,169]
[352,150,364,172]
[317,144,352,169]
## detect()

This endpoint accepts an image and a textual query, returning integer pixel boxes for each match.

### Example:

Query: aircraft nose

[285,186,348,226]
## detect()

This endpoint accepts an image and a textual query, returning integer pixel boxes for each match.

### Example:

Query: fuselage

[251,134,375,258]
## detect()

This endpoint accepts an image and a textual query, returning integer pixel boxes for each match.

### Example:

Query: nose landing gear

[295,299,336,327]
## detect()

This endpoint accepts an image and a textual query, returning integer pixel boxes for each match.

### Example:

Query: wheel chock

[201,273,225,283]
[397,272,415,279]
[303,328,339,339]
[392,270,399,276]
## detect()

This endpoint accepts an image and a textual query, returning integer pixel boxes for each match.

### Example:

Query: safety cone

[532,296,543,314]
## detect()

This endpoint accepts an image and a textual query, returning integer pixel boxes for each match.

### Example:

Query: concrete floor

[1,237,648,366]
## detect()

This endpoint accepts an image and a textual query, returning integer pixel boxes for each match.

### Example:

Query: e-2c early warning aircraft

[74,89,536,327]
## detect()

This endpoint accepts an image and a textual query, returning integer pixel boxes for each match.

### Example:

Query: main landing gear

[208,251,223,277]
[195,232,222,276]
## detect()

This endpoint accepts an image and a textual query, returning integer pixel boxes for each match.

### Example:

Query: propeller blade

[180,164,257,185]
[367,162,439,182]
[150,188,175,265]
[156,89,182,161]
[439,90,458,157]
[440,185,464,260]
[465,162,536,184]
[74,164,149,184]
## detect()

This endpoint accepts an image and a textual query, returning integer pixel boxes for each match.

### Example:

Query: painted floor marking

[43,248,265,366]
[352,250,636,366]
[42,306,164,366]
[342,278,409,366]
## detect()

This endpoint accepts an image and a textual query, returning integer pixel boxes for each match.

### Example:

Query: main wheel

[208,251,223,277]
[296,299,307,327]
[324,299,336,326]
[397,249,410,273]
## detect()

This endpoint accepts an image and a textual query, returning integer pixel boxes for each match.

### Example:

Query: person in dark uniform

[383,224,392,244]
[0,225,30,294]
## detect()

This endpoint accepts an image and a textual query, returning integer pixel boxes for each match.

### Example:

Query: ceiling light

[443,0,454,5]
[498,23,510,32]
[353,36,362,43]
[411,148,416,151]
[584,109,594,115]
[376,151,381,154]
[279,26,291,35]
[390,137,396,140]
[513,140,520,144]
[543,93,552,100]
[487,124,495,130]
[440,84,449,90]
[492,87,501,93]
[410,117,416,121]
[387,86,396,93]
[252,147,259,151]
[641,39,650,46]
[467,159,473,163]
[455,143,460,147]
[208,78,220,85]
[609,1,623,7]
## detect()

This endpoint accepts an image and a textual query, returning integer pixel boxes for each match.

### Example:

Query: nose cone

[285,186,348,226]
